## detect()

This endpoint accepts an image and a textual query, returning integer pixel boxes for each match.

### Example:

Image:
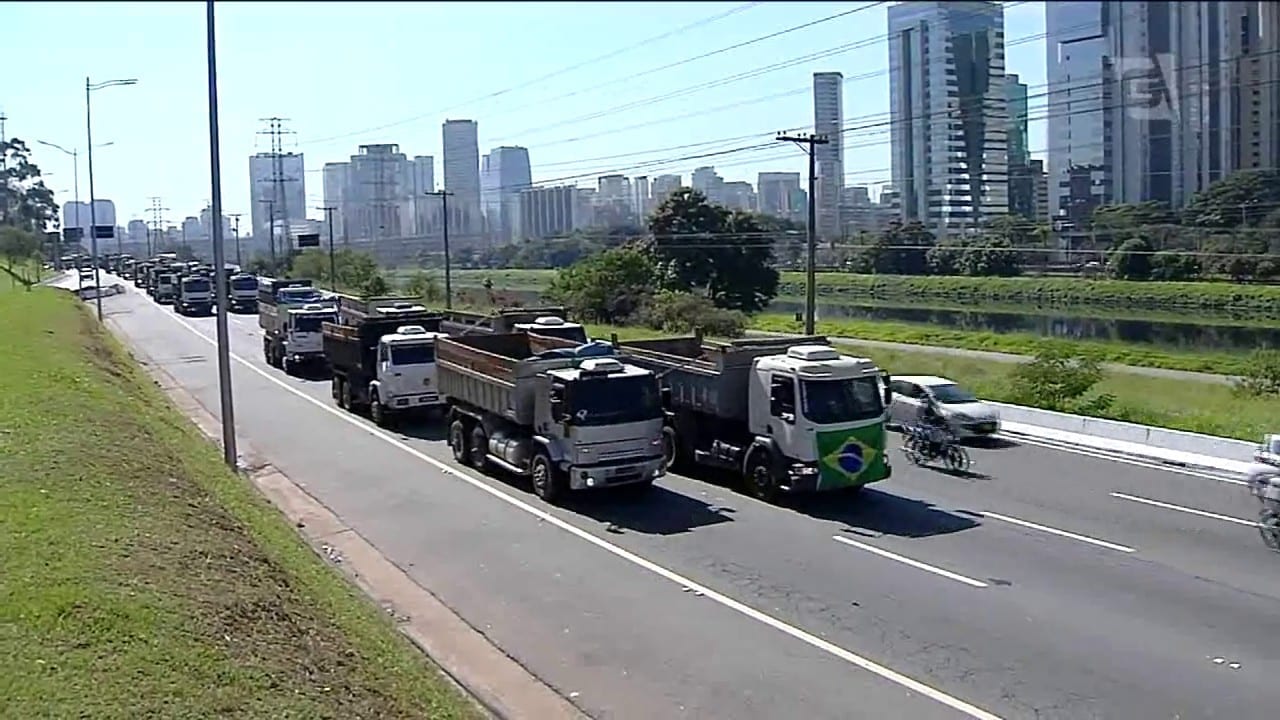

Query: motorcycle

[1247,434,1280,551]
[902,424,971,473]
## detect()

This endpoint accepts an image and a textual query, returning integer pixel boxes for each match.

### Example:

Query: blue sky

[2,1,1047,226]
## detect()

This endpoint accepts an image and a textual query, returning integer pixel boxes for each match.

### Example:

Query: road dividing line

[138,306,1005,720]
[1109,492,1260,528]
[831,536,989,589]
[979,512,1137,554]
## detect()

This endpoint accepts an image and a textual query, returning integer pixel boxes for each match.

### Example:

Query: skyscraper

[888,1,1008,235]
[1004,74,1029,168]
[442,120,482,236]
[812,71,845,241]
[650,174,683,207]
[480,146,532,243]
[248,152,306,243]
[757,172,803,220]
[1045,1,1109,224]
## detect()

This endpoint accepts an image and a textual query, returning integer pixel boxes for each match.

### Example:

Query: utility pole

[226,213,242,266]
[424,190,454,308]
[319,205,337,291]
[258,198,277,269]
[776,132,829,336]
[205,0,237,470]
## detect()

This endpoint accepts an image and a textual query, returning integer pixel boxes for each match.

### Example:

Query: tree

[1182,169,1280,228]
[290,248,381,290]
[546,244,657,323]
[862,221,934,275]
[648,190,779,313]
[1091,201,1174,232]
[402,269,442,302]
[1108,237,1154,280]
[0,226,42,270]
[0,138,59,233]
[1148,251,1201,281]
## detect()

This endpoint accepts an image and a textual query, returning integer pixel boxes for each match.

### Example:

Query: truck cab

[175,273,214,315]
[280,303,337,369]
[513,316,589,344]
[154,271,178,304]
[368,325,448,421]
[227,273,259,312]
[747,345,892,493]
[539,358,666,490]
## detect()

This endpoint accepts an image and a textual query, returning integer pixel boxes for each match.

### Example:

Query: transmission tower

[256,117,298,255]
[148,196,170,254]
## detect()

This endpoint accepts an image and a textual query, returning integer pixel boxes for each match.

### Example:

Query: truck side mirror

[660,386,672,406]
[549,388,566,421]
[881,371,893,407]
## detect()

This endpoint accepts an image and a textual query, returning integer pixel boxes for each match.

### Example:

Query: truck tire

[340,380,356,413]
[281,354,292,376]
[660,426,680,473]
[331,376,342,403]
[369,391,391,428]
[449,418,471,465]
[469,426,489,472]
[263,339,271,365]
[531,452,565,503]
[744,449,780,504]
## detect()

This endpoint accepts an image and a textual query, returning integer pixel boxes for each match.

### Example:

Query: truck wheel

[331,376,342,402]
[531,453,565,503]
[744,451,780,504]
[370,392,391,428]
[340,380,356,413]
[469,427,489,472]
[660,426,680,473]
[263,340,270,365]
[449,419,471,465]
[281,355,292,376]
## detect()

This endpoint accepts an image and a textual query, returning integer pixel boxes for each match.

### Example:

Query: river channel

[453,286,1280,353]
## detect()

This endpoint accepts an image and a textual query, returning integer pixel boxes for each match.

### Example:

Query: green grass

[587,322,1276,442]
[750,314,1252,376]
[0,286,482,719]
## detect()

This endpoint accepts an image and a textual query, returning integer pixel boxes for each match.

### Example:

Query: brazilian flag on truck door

[815,423,889,490]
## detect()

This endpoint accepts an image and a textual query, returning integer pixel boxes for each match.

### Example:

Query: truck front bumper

[387,392,443,411]
[780,458,892,493]
[567,456,665,490]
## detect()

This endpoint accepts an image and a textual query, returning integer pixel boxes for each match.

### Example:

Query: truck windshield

[568,375,662,426]
[278,287,322,303]
[231,277,257,290]
[801,377,884,425]
[533,326,589,343]
[292,314,334,333]
[389,343,435,365]
[182,278,211,292]
[158,275,175,286]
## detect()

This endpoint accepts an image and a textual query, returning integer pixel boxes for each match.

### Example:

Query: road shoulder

[129,328,587,720]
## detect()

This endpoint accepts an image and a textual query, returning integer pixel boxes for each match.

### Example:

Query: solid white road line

[1109,492,1260,528]
[831,536,990,589]
[1000,433,1249,487]
[979,512,1137,554]
[135,305,1005,720]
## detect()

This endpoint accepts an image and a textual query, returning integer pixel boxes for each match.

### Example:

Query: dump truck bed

[436,332,610,425]
[322,312,444,373]
[440,306,572,336]
[616,335,831,423]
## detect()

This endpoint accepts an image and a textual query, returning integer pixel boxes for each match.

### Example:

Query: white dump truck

[441,306,589,343]
[258,278,336,374]
[437,332,666,502]
[614,333,894,502]
[323,296,447,426]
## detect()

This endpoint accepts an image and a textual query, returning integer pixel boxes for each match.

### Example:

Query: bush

[1234,349,1280,397]
[640,291,747,338]
[1006,343,1110,412]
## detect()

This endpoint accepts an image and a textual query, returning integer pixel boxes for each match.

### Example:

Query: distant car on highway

[886,375,1000,439]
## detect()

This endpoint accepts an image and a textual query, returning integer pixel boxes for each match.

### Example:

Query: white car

[887,375,1000,439]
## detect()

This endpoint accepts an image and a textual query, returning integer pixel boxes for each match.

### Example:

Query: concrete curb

[110,316,588,720]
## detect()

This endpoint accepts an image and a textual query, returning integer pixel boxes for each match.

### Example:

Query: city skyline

[2,1,1049,225]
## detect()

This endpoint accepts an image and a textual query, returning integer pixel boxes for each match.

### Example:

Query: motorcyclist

[915,397,951,456]
[1246,434,1280,493]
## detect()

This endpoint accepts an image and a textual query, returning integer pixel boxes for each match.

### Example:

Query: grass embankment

[0,287,480,719]
[589,323,1276,442]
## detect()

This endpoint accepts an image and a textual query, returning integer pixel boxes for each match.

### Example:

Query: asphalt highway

[93,281,1280,720]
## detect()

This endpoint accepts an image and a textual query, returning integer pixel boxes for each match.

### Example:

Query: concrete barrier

[990,400,1258,468]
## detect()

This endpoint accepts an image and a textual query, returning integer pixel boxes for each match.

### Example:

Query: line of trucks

[129,267,898,505]
[135,254,259,316]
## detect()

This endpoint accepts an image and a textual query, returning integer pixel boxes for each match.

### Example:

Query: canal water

[454,286,1279,353]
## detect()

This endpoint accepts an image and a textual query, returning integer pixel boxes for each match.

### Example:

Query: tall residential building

[248,152,306,243]
[632,175,651,216]
[127,219,149,248]
[442,120,482,236]
[757,172,803,220]
[480,146,532,243]
[888,1,1008,235]
[322,162,352,242]
[691,166,724,205]
[650,174,683,206]
[517,186,586,240]
[813,71,845,241]
[1220,2,1280,177]
[346,144,409,242]
[1045,0,1109,224]
[721,181,756,212]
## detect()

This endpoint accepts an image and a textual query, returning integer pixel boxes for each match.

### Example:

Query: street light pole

[205,0,237,470]
[424,190,453,308]
[85,77,136,321]
[228,214,242,266]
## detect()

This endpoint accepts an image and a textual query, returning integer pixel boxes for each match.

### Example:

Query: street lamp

[85,76,137,321]
[36,139,114,272]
